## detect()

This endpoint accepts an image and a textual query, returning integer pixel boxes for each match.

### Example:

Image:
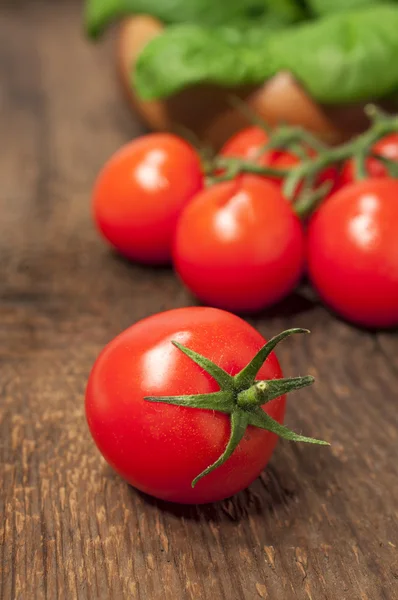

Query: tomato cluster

[92,127,398,329]
[87,122,398,504]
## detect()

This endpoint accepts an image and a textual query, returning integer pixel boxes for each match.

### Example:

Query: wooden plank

[0,2,397,599]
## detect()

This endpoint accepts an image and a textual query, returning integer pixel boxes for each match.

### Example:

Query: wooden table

[1,2,398,598]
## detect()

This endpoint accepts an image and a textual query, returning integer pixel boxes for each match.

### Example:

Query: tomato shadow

[127,442,335,523]
[107,249,173,275]
[228,282,320,323]
[306,292,398,334]
[98,251,323,323]
[181,284,320,323]
[130,470,292,522]
[348,322,398,335]
[250,286,320,321]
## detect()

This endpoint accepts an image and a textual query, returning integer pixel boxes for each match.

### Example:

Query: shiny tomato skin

[307,179,398,328]
[221,126,270,161]
[92,134,203,265]
[339,134,398,187]
[220,126,337,193]
[85,307,286,504]
[173,175,305,313]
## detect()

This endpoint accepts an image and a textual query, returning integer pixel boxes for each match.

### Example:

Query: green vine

[208,104,398,218]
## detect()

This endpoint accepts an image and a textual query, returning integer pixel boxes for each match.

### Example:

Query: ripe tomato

[86,307,286,504]
[92,134,203,264]
[339,134,398,186]
[173,175,305,313]
[220,126,337,194]
[307,179,398,328]
[221,126,270,162]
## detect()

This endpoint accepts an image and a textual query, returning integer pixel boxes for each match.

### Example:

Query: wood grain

[1,2,397,599]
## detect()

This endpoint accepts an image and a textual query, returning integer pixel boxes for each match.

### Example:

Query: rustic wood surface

[1,2,398,599]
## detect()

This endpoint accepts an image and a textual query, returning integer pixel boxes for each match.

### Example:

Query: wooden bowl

[117,15,389,149]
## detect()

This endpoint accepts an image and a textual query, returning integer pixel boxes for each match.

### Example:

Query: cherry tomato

[86,307,286,504]
[220,126,337,194]
[307,178,398,328]
[173,175,305,313]
[92,134,203,264]
[339,134,398,186]
[221,126,270,162]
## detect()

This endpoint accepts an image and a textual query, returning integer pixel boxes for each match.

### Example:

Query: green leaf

[172,341,233,389]
[267,4,398,104]
[134,5,398,104]
[234,329,309,388]
[84,0,283,39]
[247,407,330,445]
[192,410,249,487]
[134,24,271,100]
[84,0,129,37]
[145,390,234,413]
[265,0,308,21]
[306,0,383,18]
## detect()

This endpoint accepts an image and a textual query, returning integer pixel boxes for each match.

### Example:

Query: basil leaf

[265,0,308,20]
[269,4,398,103]
[85,0,272,38]
[306,0,387,17]
[264,0,308,20]
[134,24,272,100]
[134,5,398,105]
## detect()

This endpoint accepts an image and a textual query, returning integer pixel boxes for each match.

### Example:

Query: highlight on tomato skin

[307,178,398,329]
[85,307,326,505]
[92,133,203,265]
[173,175,306,314]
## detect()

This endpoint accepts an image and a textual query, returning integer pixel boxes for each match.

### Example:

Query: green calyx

[145,328,329,488]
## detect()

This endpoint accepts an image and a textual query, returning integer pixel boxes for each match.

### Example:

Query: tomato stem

[237,376,315,409]
[145,328,329,487]
[237,380,269,408]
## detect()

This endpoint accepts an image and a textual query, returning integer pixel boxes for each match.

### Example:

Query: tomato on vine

[86,307,327,504]
[307,179,398,328]
[173,175,305,313]
[92,133,203,265]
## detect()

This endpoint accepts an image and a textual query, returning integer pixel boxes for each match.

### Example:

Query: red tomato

[307,179,398,328]
[221,126,270,162]
[86,307,286,504]
[173,175,305,313]
[92,134,203,265]
[339,134,398,186]
[220,126,337,194]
